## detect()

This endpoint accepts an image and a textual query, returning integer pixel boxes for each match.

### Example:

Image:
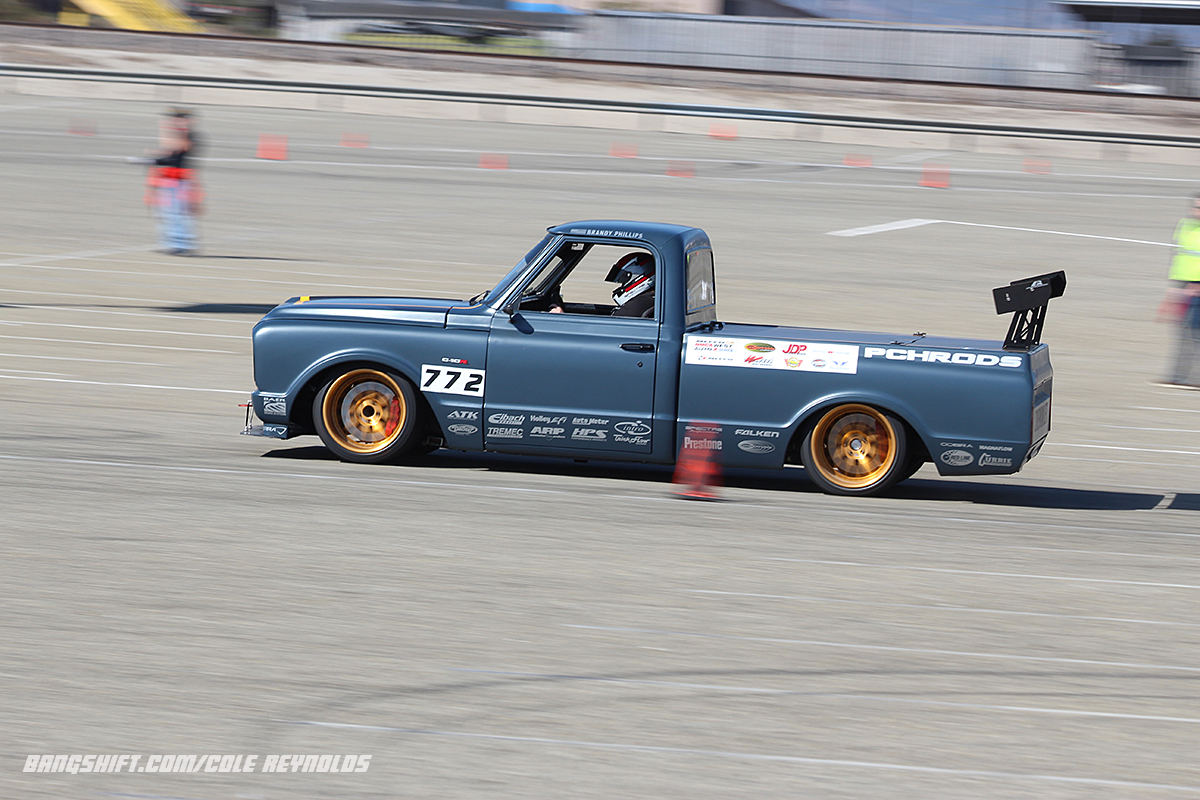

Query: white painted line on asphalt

[1047,441,1200,456]
[0,320,244,339]
[0,368,65,376]
[685,590,1200,627]
[0,288,190,304]
[0,375,247,394]
[825,218,1171,246]
[0,353,167,366]
[0,303,252,326]
[827,219,939,237]
[0,454,563,495]
[1101,424,1200,432]
[279,718,1200,791]
[568,624,1200,673]
[0,333,235,354]
[762,558,1200,590]
[1134,406,1200,413]
[451,667,1200,724]
[1009,544,1200,563]
[1156,493,1178,510]
[1041,454,1200,469]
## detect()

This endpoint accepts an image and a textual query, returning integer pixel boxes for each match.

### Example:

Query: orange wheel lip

[809,403,898,489]
[321,369,407,454]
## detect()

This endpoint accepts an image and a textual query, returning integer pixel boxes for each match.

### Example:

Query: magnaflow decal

[685,337,858,374]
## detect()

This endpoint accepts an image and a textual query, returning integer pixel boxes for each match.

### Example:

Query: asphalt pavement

[2,89,1199,799]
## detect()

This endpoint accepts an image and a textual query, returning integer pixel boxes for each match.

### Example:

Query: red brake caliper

[384,396,400,437]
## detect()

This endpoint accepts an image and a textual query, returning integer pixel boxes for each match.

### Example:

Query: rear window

[686,248,716,326]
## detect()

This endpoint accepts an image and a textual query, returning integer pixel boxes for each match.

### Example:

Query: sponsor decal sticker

[488,413,526,425]
[572,428,607,441]
[978,445,1013,452]
[263,424,289,438]
[447,410,479,421]
[737,439,776,454]
[863,347,1023,368]
[684,436,722,450]
[685,337,858,374]
[734,428,781,438]
[488,427,524,439]
[572,417,609,426]
[530,426,566,438]
[260,393,286,416]
[940,449,975,467]
[530,414,568,425]
[421,365,485,396]
[614,421,652,436]
[979,453,1014,467]
[447,424,478,436]
[440,357,469,365]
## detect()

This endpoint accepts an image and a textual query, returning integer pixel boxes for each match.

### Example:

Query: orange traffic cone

[672,423,722,500]
[257,134,288,160]
[479,153,509,170]
[709,123,738,141]
[919,164,950,188]
[666,160,695,178]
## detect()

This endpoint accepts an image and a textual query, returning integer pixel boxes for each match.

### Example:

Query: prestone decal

[684,337,858,374]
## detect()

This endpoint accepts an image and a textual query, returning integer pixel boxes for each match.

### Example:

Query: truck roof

[548,220,706,250]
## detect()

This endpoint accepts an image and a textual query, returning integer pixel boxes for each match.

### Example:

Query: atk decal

[685,337,858,374]
[421,365,485,396]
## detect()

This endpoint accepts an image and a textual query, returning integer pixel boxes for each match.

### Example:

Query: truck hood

[260,296,467,328]
[716,322,1007,352]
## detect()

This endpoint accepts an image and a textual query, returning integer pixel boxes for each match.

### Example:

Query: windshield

[475,234,555,305]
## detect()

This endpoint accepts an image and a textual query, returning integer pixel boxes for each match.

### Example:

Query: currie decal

[864,348,1022,368]
[685,336,858,374]
[421,365,485,396]
[940,449,975,467]
[979,453,1014,467]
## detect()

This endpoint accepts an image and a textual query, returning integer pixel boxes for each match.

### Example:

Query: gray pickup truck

[245,220,1063,496]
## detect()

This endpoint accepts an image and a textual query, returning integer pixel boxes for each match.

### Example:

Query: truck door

[483,241,659,454]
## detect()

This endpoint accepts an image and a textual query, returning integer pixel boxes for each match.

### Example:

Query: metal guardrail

[2,61,1199,149]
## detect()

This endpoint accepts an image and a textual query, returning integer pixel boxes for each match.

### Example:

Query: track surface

[2,93,1199,798]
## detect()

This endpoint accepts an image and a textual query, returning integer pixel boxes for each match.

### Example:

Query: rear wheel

[313,367,420,463]
[800,403,908,496]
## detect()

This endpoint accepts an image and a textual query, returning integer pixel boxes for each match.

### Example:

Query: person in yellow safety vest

[1161,194,1200,388]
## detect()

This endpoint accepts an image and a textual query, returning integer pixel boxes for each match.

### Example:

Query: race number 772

[421,364,485,396]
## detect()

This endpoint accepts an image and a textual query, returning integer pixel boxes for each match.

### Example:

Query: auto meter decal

[685,337,858,374]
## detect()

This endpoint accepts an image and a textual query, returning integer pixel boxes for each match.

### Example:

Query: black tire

[800,403,909,496]
[313,367,421,464]
[895,454,926,484]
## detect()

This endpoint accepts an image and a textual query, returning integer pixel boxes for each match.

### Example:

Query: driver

[607,252,655,318]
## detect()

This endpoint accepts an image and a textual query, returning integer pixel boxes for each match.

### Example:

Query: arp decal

[421,365,485,396]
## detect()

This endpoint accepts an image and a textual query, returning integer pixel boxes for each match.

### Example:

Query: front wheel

[313,367,420,463]
[800,403,908,496]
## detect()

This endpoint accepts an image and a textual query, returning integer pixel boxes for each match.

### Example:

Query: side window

[524,242,657,320]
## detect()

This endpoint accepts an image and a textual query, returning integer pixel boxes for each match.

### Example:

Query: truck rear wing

[993,271,1067,351]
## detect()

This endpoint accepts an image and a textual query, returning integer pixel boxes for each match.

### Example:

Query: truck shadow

[262,446,1186,512]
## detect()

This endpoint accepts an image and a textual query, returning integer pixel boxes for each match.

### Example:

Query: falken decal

[685,337,858,375]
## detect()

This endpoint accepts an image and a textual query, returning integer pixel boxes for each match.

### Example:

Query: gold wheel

[803,404,906,495]
[319,369,410,457]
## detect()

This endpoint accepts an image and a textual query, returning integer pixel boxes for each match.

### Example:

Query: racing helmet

[606,252,655,308]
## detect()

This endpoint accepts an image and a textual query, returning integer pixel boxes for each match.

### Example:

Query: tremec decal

[863,347,1023,368]
[421,365,485,395]
[685,337,858,374]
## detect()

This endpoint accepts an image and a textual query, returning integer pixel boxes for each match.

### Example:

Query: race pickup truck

[245,220,1063,496]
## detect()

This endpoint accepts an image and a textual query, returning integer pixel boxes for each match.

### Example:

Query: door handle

[621,343,655,353]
